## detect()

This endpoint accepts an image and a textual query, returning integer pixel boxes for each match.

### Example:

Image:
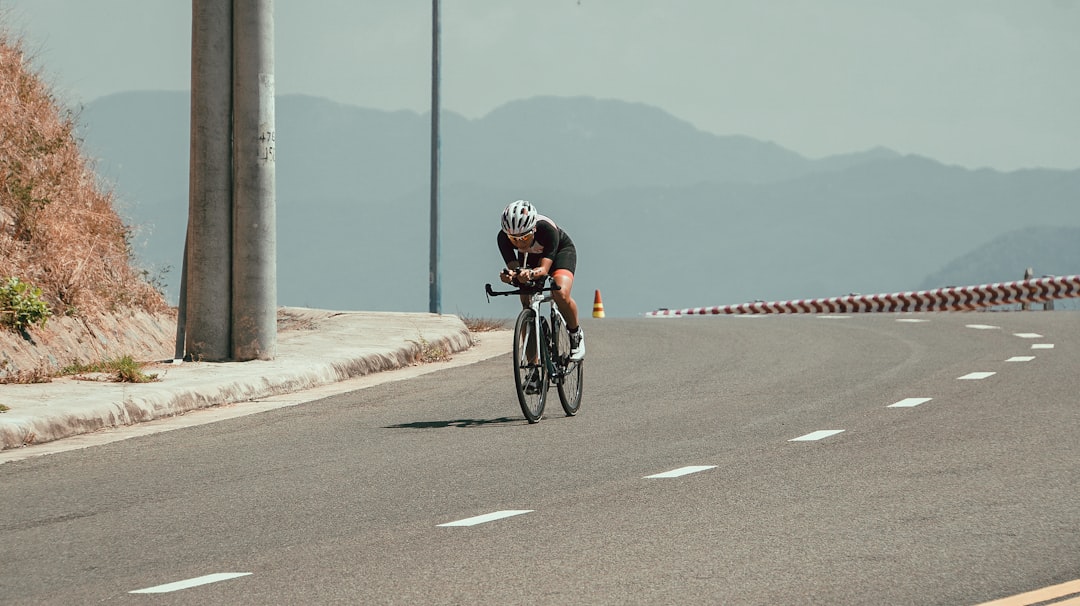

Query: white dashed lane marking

[966,324,1000,330]
[130,573,252,594]
[1032,343,1054,349]
[1006,356,1035,362]
[437,510,533,527]
[1013,333,1043,339]
[789,430,845,442]
[644,466,717,479]
[888,397,933,408]
[972,577,1080,606]
[958,372,996,380]
[896,318,929,323]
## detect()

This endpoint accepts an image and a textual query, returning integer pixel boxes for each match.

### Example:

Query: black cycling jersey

[497,215,577,275]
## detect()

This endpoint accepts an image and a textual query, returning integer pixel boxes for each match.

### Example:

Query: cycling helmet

[501,199,538,235]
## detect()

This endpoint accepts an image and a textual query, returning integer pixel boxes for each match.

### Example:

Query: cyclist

[497,200,584,391]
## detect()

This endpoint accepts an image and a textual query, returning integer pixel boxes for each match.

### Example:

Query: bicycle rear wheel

[552,312,583,416]
[512,309,548,423]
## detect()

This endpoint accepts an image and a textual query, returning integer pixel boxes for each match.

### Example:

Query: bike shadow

[384,416,523,429]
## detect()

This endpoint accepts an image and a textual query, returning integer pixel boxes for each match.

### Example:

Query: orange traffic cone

[592,289,606,318]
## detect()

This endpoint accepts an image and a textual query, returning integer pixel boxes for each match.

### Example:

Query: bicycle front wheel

[552,312,583,416]
[512,309,548,423]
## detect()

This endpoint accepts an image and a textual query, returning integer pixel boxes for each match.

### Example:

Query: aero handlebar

[485,279,561,298]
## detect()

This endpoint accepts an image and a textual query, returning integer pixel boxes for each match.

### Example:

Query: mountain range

[77,92,1080,318]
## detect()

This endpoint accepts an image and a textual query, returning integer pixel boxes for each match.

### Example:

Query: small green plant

[61,355,158,383]
[0,277,52,330]
[0,404,10,413]
[110,355,158,383]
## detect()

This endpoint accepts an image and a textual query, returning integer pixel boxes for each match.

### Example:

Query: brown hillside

[1,28,175,380]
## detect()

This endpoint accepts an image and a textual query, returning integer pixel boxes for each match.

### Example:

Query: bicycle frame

[485,280,575,379]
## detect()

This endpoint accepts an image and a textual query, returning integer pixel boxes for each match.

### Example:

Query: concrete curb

[0,312,474,450]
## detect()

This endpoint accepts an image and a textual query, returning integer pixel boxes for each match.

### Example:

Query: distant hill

[443,95,818,192]
[919,226,1080,289]
[78,92,1080,317]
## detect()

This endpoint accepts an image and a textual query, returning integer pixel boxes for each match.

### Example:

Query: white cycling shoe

[569,328,585,361]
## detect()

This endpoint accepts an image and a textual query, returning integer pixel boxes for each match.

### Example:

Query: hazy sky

[3,0,1078,171]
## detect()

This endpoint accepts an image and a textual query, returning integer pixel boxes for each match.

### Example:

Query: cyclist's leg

[551,243,585,360]
[551,268,586,361]
[550,244,580,329]
[550,268,579,331]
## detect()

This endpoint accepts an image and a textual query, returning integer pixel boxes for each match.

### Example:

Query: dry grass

[462,315,508,332]
[412,334,452,364]
[0,30,167,322]
[0,358,52,383]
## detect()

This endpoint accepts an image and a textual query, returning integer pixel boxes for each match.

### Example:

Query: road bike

[485,277,584,423]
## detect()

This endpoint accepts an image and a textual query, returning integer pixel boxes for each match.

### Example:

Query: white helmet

[501,200,537,235]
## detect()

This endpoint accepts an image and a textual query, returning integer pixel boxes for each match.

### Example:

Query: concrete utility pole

[429,0,442,314]
[232,0,277,360]
[186,0,234,361]
[182,0,276,362]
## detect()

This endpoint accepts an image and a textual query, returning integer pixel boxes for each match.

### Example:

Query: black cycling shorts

[526,236,576,275]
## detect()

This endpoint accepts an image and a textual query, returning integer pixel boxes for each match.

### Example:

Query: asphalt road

[2,312,1078,605]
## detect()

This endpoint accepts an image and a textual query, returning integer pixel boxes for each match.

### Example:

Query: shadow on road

[384,417,523,429]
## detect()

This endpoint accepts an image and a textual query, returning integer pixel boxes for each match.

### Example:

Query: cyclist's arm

[500,259,549,284]
[499,262,521,284]
[497,232,519,265]
[516,258,552,283]
[497,231,523,282]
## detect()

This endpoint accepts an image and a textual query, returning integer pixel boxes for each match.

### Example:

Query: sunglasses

[506,231,534,242]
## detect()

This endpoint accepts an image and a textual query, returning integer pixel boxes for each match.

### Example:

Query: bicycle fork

[527,305,546,370]
[547,307,569,384]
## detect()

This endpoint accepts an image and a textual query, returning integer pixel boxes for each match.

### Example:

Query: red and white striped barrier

[646,275,1080,316]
